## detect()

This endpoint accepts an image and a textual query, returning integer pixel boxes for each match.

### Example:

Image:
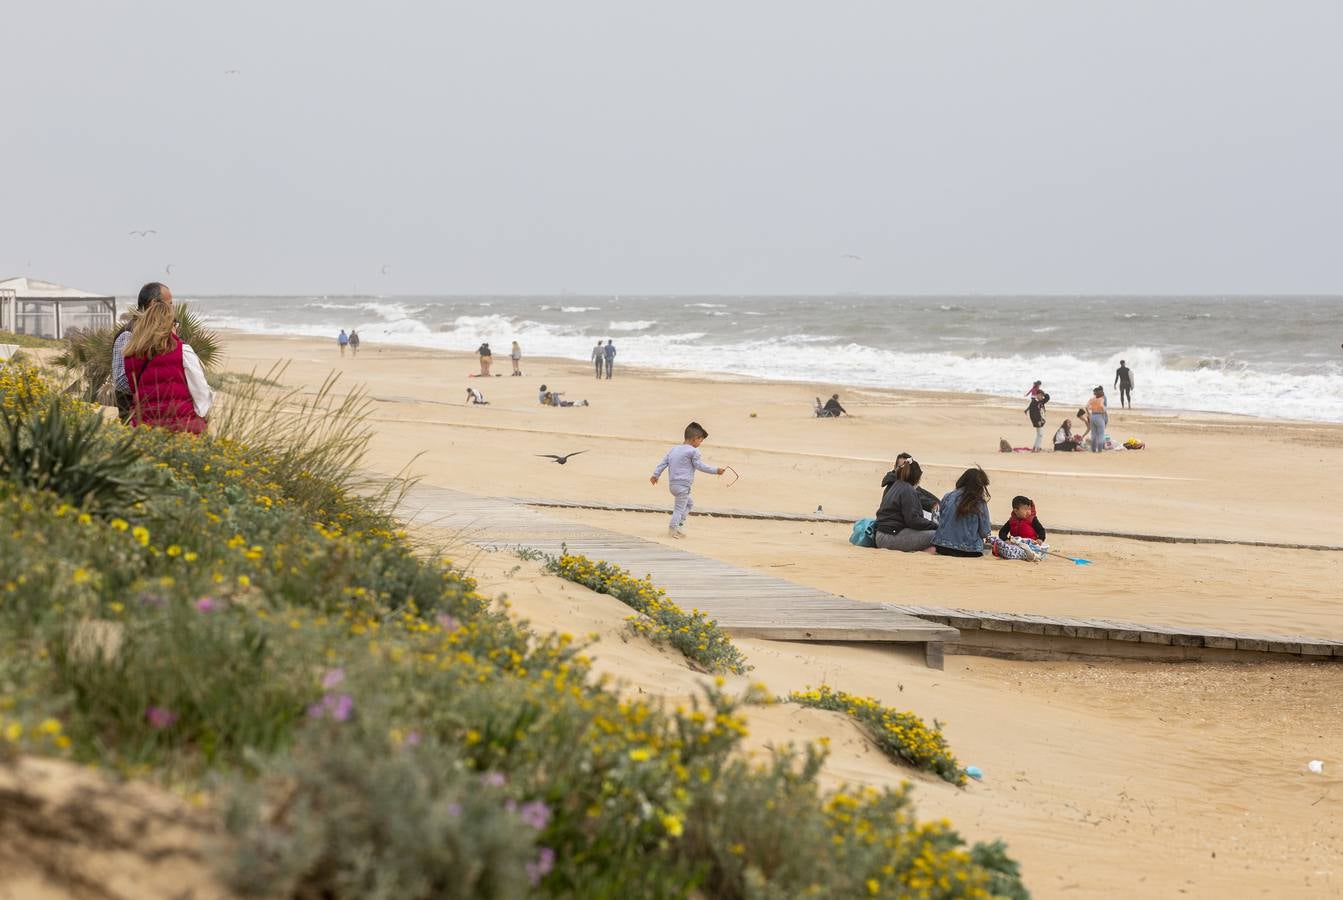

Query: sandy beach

[216,333,1343,898]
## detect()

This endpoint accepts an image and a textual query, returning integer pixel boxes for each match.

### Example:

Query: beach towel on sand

[849,517,877,548]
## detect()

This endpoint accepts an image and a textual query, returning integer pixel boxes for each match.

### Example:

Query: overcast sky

[4,1,1342,296]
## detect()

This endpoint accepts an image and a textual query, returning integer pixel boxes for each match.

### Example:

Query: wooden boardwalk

[401,483,958,667]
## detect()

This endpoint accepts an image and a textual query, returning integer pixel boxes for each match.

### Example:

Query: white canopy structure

[0,276,117,339]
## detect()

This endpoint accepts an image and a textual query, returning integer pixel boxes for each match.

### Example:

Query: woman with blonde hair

[123,301,213,434]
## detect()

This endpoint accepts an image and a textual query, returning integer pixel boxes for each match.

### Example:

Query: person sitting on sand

[881,452,940,520]
[538,385,588,407]
[998,495,1046,542]
[1052,419,1077,452]
[465,387,489,405]
[932,467,992,558]
[820,394,848,417]
[873,456,937,551]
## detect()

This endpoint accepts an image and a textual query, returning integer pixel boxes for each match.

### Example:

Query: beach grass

[0,361,1027,898]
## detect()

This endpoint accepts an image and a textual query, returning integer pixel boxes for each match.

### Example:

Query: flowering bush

[0,367,1026,898]
[789,685,966,786]
[545,550,751,675]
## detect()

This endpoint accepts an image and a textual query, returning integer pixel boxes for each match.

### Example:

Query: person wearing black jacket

[874,457,937,551]
[1026,391,1050,452]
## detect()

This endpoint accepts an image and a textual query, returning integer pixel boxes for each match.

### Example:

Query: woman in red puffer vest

[123,300,212,434]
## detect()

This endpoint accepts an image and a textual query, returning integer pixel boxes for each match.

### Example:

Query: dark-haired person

[649,421,725,538]
[1026,391,1049,452]
[1052,418,1077,451]
[123,300,212,434]
[873,456,936,551]
[880,452,940,519]
[1085,387,1108,452]
[1114,360,1133,409]
[821,393,847,417]
[111,282,171,422]
[932,467,992,557]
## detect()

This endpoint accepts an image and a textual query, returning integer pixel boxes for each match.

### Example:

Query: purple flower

[328,693,354,722]
[519,800,551,830]
[446,801,462,818]
[145,706,178,729]
[480,771,506,788]
[307,692,354,722]
[405,730,422,746]
[526,847,556,886]
[436,613,460,632]
[194,596,219,613]
[321,668,346,690]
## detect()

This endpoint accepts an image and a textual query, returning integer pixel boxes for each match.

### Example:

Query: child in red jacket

[991,496,1047,560]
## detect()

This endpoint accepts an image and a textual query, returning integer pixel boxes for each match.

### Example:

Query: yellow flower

[629,748,651,762]
[3,722,21,742]
[72,568,90,584]
[660,814,684,837]
[867,879,880,896]
[184,551,198,562]
[131,525,150,546]
[166,544,182,557]
[110,518,129,531]
[465,729,482,745]
[38,718,62,735]
[237,574,251,588]
[55,735,72,749]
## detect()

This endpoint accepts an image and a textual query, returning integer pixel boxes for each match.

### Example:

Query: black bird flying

[537,451,586,465]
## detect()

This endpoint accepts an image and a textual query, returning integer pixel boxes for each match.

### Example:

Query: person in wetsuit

[1114,360,1133,409]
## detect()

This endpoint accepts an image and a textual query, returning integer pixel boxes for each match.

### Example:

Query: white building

[0,277,118,339]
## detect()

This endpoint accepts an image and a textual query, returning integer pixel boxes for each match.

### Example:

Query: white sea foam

[191,296,1343,423]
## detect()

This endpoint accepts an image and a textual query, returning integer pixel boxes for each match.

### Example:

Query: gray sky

[4,1,1342,296]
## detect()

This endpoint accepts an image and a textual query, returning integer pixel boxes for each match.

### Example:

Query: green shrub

[789,685,965,786]
[544,550,750,675]
[221,729,539,899]
[0,394,156,515]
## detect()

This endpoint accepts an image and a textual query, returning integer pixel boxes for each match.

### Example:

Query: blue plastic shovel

[1052,551,1092,566]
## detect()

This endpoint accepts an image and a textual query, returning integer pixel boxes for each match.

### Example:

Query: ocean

[189,295,1343,423]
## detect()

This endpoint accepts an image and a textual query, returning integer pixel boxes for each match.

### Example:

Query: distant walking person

[591,341,604,379]
[1114,360,1134,408]
[337,329,349,357]
[1085,387,1108,452]
[348,330,360,356]
[510,341,522,376]
[477,342,493,376]
[603,340,617,379]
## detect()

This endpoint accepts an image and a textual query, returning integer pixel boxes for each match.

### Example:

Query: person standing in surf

[1114,360,1134,409]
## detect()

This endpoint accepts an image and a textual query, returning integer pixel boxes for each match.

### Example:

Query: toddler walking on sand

[650,421,725,538]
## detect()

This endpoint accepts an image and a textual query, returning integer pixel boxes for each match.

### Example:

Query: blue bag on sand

[849,517,877,548]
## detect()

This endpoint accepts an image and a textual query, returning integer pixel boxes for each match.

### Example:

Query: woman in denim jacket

[932,468,992,558]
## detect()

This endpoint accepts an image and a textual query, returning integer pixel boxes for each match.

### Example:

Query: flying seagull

[165,263,174,274]
[380,264,391,275]
[129,229,157,237]
[840,253,862,261]
[224,69,240,75]
[536,451,587,465]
